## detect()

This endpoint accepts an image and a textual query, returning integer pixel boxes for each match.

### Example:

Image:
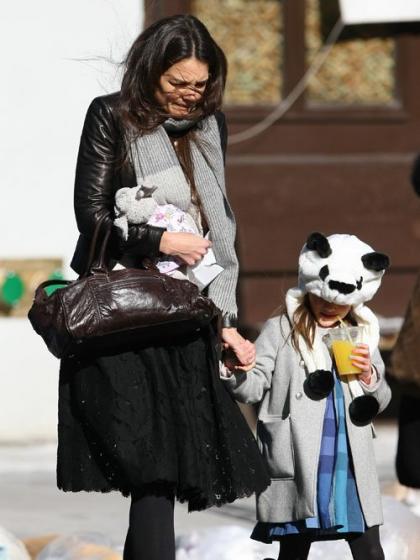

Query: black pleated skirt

[57,325,270,511]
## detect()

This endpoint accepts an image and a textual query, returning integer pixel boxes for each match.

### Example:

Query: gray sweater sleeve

[223,317,281,404]
[358,348,392,414]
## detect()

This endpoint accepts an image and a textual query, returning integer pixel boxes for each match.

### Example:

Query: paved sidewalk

[0,421,399,548]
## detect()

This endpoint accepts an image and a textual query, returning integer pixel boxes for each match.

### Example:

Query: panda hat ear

[306,232,332,258]
[361,252,390,272]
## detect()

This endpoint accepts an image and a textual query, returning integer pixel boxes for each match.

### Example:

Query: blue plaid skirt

[252,372,365,543]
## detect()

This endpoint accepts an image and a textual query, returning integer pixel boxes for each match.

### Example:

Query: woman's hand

[159,232,211,266]
[351,343,373,384]
[222,327,256,370]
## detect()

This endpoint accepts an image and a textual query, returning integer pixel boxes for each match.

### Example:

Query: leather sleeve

[222,314,238,328]
[74,96,165,259]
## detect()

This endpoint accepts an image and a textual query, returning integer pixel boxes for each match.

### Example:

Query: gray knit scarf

[129,115,238,319]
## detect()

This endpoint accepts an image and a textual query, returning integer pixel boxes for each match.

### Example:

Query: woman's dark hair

[118,14,227,133]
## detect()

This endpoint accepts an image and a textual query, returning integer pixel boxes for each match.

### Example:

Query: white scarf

[285,287,380,399]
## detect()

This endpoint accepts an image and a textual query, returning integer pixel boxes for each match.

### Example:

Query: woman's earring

[305,370,335,398]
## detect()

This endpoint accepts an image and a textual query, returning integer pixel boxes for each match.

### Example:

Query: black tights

[123,490,176,560]
[278,526,385,560]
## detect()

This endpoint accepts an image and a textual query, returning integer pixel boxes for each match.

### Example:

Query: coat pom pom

[306,369,334,398]
[349,395,379,426]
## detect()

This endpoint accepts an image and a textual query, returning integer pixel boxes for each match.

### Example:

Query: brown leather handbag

[28,221,220,359]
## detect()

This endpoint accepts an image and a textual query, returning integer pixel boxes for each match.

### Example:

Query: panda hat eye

[361,252,390,272]
[306,232,332,258]
[319,265,329,280]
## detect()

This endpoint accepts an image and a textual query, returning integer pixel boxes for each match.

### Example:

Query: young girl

[222,232,391,560]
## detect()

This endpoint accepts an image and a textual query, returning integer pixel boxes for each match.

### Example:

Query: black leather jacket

[71,92,227,276]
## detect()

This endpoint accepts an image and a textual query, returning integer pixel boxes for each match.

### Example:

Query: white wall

[339,0,420,24]
[0,1,144,442]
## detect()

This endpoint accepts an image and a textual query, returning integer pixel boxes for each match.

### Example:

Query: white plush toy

[114,183,200,240]
[114,183,223,289]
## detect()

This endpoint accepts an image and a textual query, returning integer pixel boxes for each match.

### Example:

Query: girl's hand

[350,343,373,384]
[222,328,256,370]
[159,232,211,266]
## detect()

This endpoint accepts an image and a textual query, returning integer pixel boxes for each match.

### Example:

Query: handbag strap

[95,226,112,271]
[33,279,72,302]
[82,218,112,278]
[31,220,111,304]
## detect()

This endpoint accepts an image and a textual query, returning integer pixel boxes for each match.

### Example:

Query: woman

[391,154,420,495]
[58,14,269,560]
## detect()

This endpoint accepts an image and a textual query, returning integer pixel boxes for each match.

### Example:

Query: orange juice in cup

[331,339,362,375]
[323,326,364,376]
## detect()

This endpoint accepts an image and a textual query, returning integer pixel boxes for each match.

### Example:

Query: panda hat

[286,232,390,426]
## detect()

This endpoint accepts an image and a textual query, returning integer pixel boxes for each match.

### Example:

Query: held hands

[350,343,373,385]
[222,328,256,373]
[159,235,256,372]
[159,231,211,266]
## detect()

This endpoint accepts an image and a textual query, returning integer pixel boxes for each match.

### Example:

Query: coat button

[299,360,305,368]
[295,392,303,400]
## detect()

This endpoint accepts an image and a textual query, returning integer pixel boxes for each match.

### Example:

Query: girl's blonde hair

[277,294,357,351]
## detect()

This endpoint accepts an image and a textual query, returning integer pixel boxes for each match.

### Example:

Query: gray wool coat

[223,315,392,526]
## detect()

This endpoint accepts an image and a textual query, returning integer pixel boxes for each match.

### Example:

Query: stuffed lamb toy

[114,183,199,240]
[114,183,223,289]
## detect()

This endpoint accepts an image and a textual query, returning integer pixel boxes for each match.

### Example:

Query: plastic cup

[323,326,364,376]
